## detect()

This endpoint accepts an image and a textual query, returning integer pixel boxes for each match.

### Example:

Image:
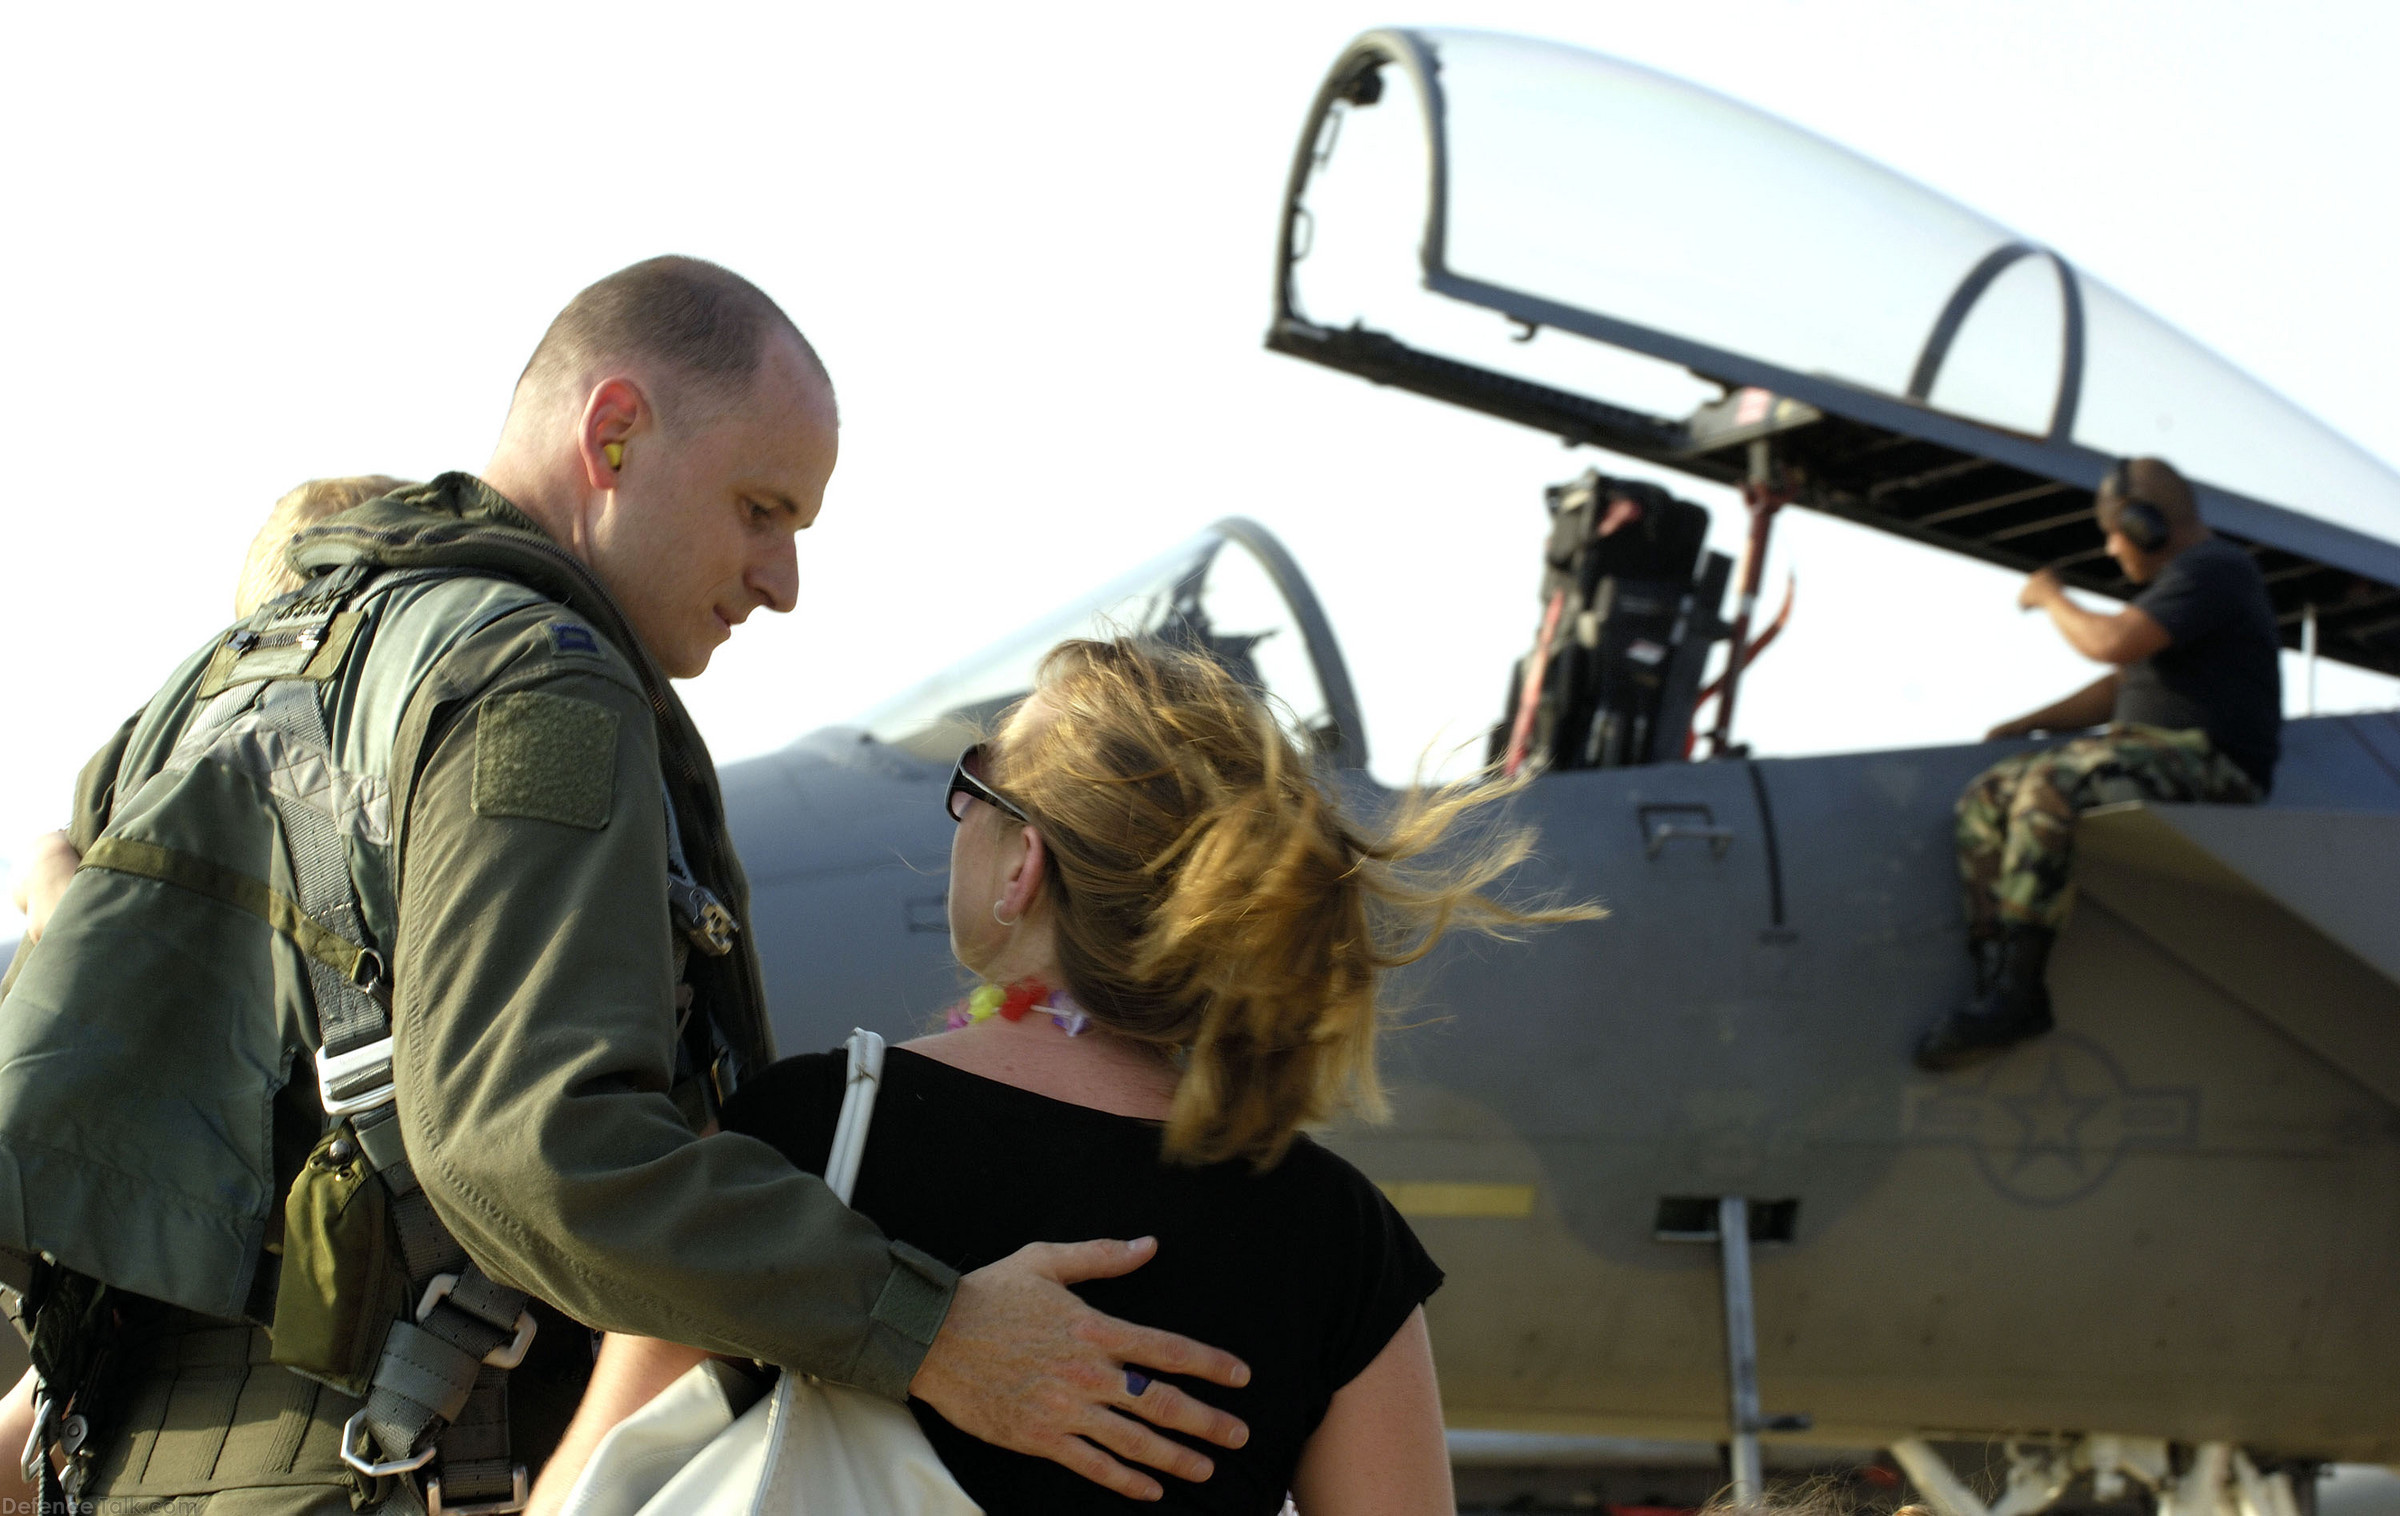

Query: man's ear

[576,377,650,493]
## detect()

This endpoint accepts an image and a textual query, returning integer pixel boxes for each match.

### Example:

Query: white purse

[557,1030,983,1516]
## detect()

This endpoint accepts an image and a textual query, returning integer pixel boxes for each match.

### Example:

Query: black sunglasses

[946,743,1030,824]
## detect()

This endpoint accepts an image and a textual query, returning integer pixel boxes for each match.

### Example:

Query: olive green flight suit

[12,476,955,1513]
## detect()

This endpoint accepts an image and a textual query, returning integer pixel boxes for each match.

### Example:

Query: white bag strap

[824,1029,886,1206]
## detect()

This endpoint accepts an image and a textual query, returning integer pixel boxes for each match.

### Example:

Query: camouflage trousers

[1957,723,2259,937]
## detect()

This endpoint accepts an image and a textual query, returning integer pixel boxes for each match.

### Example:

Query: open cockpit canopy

[853,518,1368,768]
[1270,28,2400,674]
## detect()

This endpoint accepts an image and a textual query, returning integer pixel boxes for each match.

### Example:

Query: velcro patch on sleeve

[472,691,621,830]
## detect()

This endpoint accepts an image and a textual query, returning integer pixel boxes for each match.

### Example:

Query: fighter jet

[6,26,2391,1516]
[721,27,2400,1516]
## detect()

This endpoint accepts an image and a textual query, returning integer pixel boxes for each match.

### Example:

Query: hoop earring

[993,899,1020,927]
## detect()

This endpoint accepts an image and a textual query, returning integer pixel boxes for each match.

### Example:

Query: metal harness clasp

[426,1465,530,1515]
[315,1036,395,1118]
[20,1389,51,1486]
[415,1273,537,1370]
[668,875,739,957]
[339,1410,436,1479]
[691,900,737,957]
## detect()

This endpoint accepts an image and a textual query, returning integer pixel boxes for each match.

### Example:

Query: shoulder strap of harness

[244,566,534,1514]
[25,562,537,1512]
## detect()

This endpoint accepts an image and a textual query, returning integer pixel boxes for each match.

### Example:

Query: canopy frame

[1266,28,2400,677]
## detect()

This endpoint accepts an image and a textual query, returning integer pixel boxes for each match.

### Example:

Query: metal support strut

[1719,1196,1764,1502]
[1707,440,1792,759]
[1707,1196,1812,1500]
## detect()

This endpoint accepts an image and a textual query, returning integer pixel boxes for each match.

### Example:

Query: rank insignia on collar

[549,622,600,656]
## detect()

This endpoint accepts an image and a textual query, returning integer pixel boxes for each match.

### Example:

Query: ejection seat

[1492,470,1732,773]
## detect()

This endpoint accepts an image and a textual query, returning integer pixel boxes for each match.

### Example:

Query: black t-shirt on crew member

[2111,536,2283,790]
[718,1047,1444,1516]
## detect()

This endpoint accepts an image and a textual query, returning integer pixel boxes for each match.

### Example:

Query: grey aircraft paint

[720,21,2400,1481]
[728,701,2400,1462]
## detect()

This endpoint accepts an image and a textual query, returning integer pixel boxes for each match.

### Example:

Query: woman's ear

[1000,826,1049,922]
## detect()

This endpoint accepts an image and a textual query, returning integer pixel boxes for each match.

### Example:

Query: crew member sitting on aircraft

[1916,456,2281,1070]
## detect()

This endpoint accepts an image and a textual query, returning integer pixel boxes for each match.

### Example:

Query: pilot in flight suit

[1,475,955,1513]
[2,259,1247,1512]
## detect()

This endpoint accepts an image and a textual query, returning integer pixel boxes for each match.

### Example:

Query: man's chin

[652,622,727,679]
[650,635,711,680]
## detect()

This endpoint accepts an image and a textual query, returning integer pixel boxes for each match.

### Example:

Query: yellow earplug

[603,442,625,470]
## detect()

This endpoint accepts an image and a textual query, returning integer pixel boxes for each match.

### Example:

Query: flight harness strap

[246,568,531,1515]
[661,781,744,1129]
[31,566,541,1511]
[662,780,738,962]
[77,835,384,993]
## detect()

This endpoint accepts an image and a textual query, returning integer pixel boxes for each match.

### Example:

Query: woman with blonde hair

[233,473,416,617]
[532,637,1589,1515]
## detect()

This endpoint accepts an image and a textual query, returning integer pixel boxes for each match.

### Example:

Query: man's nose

[752,537,800,615]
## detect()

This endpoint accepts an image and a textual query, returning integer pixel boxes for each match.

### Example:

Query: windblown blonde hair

[235,475,415,617]
[991,637,1597,1168]
[1701,1480,1921,1516]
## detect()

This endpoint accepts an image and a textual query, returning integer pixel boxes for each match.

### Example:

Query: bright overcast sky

[4,0,2398,893]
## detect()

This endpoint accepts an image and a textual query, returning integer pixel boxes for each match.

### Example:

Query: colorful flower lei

[946,977,1090,1036]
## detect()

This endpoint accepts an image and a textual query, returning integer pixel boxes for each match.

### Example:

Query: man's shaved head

[513,255,831,429]
[2097,455,2199,536]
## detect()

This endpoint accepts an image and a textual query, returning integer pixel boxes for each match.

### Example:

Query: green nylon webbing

[81,836,378,992]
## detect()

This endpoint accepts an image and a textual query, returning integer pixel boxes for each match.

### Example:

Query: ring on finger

[1124,1369,1152,1397]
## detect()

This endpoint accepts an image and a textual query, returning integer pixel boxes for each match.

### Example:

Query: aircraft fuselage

[728,712,2400,1461]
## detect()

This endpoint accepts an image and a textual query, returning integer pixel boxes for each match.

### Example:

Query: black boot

[1967,933,2002,997]
[1915,925,2056,1071]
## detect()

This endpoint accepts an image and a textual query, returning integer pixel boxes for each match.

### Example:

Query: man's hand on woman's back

[909,1236,1251,1502]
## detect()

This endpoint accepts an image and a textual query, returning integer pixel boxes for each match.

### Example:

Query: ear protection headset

[2103,458,2171,552]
